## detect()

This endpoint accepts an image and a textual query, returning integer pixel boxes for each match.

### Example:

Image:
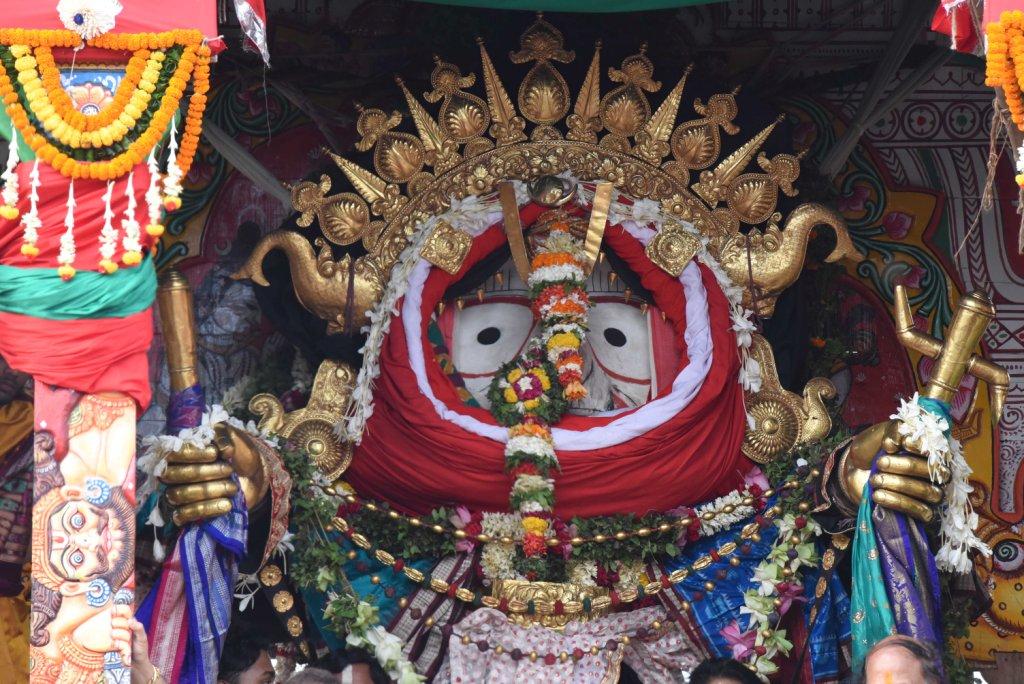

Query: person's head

[689,657,761,684]
[285,668,337,683]
[0,354,28,405]
[859,635,942,684]
[218,620,276,684]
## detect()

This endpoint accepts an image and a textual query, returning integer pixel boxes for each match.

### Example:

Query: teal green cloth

[850,481,896,665]
[415,0,725,11]
[0,108,35,160]
[0,256,156,320]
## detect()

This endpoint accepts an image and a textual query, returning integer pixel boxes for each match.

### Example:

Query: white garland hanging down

[892,393,990,574]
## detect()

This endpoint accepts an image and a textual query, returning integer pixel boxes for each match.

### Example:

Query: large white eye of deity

[450,300,536,407]
[585,300,653,410]
[442,258,677,414]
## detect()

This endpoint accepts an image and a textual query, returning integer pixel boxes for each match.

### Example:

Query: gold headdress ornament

[235,13,862,328]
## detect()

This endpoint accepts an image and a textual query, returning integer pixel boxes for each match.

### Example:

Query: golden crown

[235,13,861,334]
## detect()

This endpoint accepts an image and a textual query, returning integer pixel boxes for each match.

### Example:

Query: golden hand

[842,419,949,523]
[159,424,267,525]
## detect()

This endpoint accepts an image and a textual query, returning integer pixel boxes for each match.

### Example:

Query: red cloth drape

[0,1,218,39]
[0,163,156,268]
[347,214,750,518]
[0,308,153,409]
[0,164,155,410]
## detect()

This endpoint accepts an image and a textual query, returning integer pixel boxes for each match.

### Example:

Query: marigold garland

[986,11,1024,187]
[0,29,210,182]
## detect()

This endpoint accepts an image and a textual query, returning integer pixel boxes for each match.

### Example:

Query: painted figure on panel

[30,393,136,681]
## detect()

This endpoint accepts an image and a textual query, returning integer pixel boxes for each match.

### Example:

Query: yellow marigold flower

[523,399,540,410]
[14,56,36,71]
[546,332,580,351]
[522,517,549,535]
[9,45,30,58]
[507,368,523,383]
[535,370,551,391]
[503,388,518,404]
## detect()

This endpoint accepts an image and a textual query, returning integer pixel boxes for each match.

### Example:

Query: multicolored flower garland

[487,217,591,575]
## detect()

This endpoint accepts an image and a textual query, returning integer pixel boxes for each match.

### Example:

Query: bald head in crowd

[859,635,942,684]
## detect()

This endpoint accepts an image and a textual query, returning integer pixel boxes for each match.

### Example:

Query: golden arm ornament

[155,271,268,525]
[840,285,1010,522]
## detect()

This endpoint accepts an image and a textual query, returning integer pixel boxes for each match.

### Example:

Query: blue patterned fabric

[179,482,248,684]
[302,534,433,651]
[661,497,851,682]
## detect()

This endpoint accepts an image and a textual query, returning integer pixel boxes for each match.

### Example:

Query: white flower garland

[57,181,77,279]
[892,393,990,573]
[138,404,277,501]
[19,159,41,257]
[696,489,756,536]
[339,598,424,683]
[1,125,20,215]
[144,148,165,237]
[162,117,184,202]
[121,171,143,263]
[98,180,118,272]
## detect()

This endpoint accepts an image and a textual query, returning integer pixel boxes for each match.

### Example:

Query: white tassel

[161,117,183,211]
[98,180,118,273]
[19,159,40,259]
[152,537,166,562]
[145,147,165,237]
[57,181,76,280]
[1,126,20,219]
[121,171,143,265]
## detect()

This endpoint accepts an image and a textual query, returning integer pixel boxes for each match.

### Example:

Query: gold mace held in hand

[156,269,200,392]
[893,284,1009,423]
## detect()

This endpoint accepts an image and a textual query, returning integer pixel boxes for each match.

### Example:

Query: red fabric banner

[0,307,153,409]
[347,217,750,518]
[0,1,218,39]
[0,163,156,269]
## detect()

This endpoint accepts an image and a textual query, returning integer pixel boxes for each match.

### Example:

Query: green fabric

[414,0,725,11]
[850,481,896,666]
[0,108,36,160]
[0,256,156,320]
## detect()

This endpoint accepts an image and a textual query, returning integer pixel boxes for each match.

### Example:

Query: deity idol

[142,15,1006,683]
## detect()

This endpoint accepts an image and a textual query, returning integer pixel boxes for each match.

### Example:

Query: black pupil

[996,542,1018,561]
[604,327,627,347]
[477,327,501,345]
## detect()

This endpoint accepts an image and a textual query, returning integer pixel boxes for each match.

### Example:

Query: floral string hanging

[57,180,76,280]
[121,171,142,265]
[487,216,591,576]
[97,179,117,273]
[19,159,40,258]
[0,125,19,219]
[144,148,164,237]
